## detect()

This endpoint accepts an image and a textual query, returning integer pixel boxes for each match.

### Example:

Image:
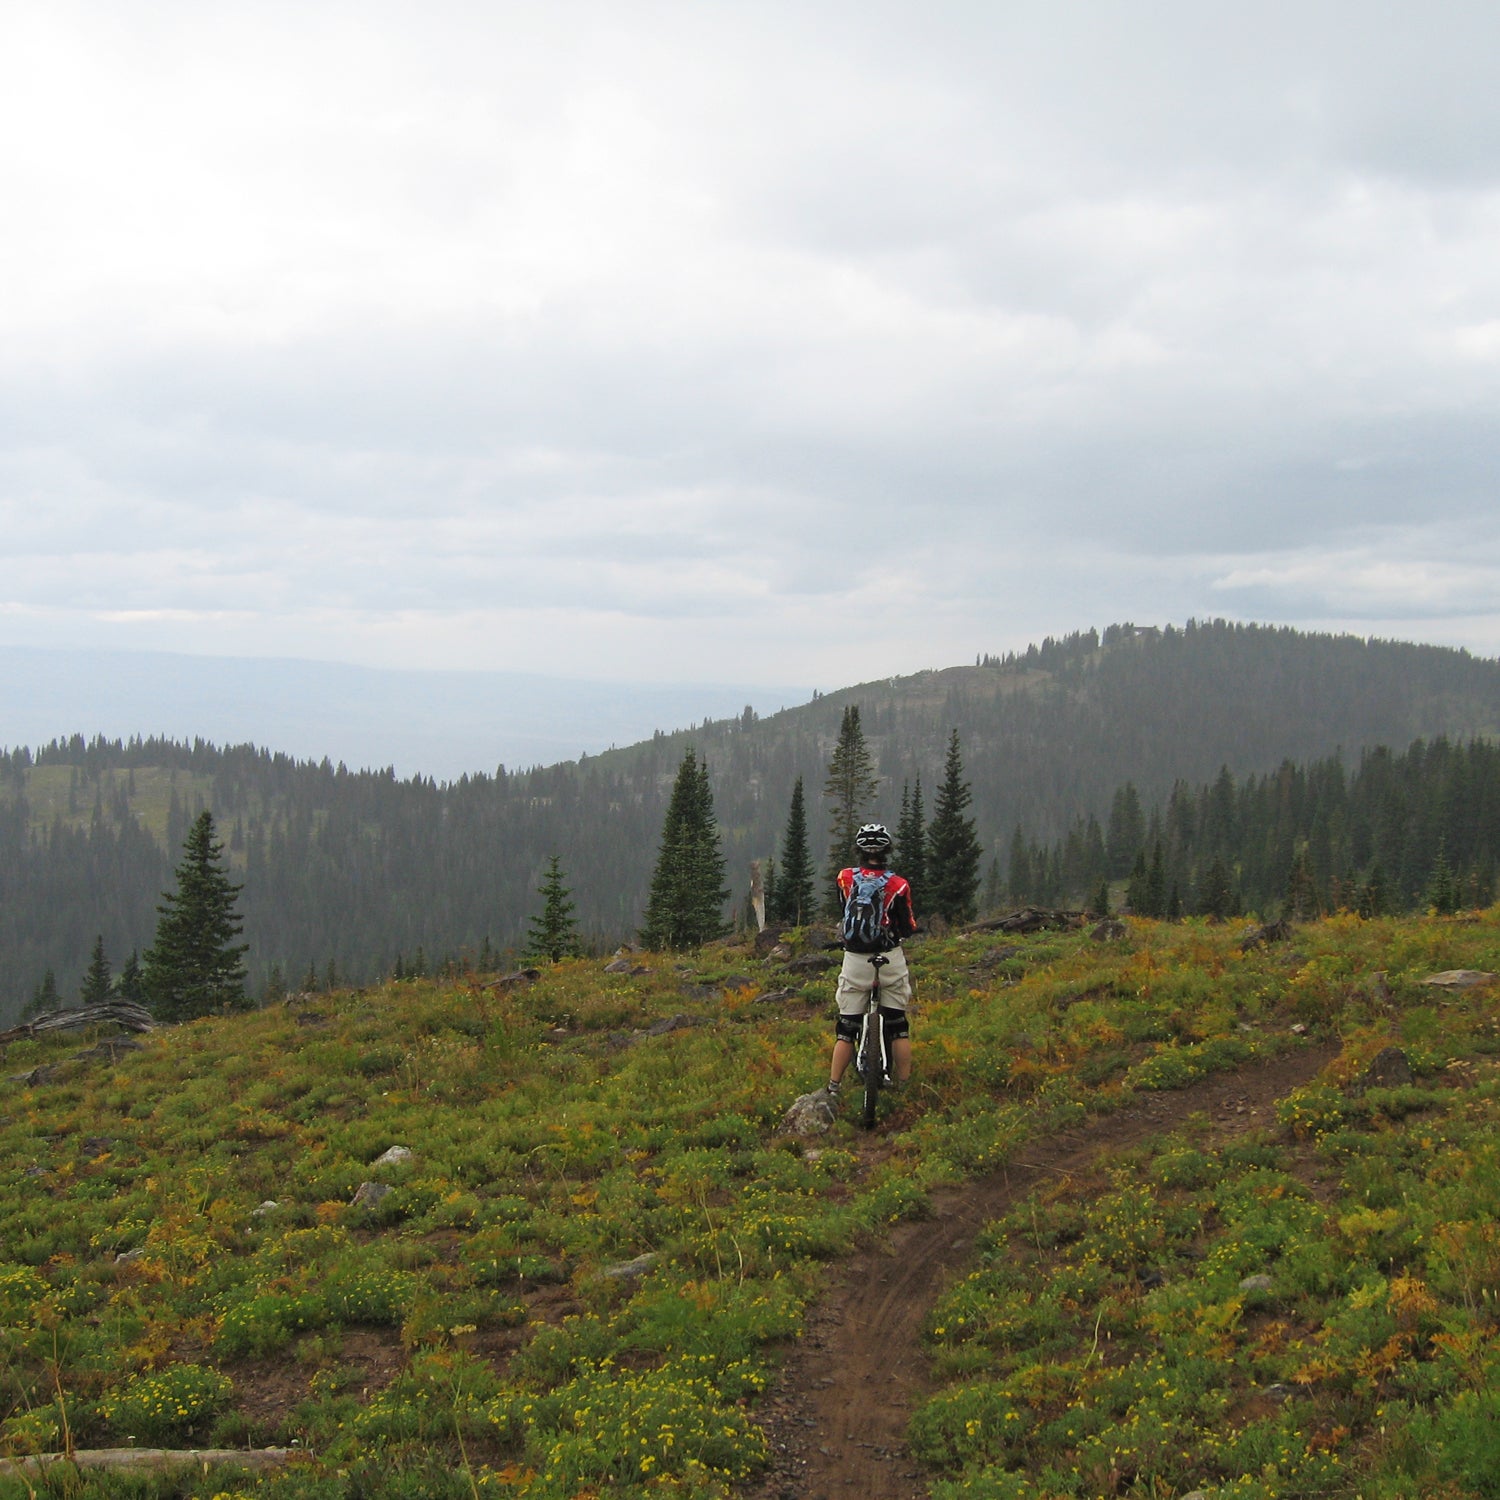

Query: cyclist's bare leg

[891,1035,912,1082]
[829,1038,855,1087]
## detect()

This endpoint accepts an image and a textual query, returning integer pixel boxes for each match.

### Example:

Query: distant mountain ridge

[2,619,1498,1020]
[0,645,813,779]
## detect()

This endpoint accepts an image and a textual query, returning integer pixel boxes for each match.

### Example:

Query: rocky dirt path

[741,1041,1339,1500]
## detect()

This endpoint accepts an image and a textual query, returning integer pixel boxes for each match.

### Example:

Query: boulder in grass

[781,1088,839,1137]
[753,987,800,1006]
[351,1182,393,1210]
[602,1252,659,1281]
[1422,969,1496,991]
[488,968,541,991]
[372,1146,413,1169]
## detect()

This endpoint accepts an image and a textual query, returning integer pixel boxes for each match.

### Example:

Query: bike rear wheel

[861,1048,882,1128]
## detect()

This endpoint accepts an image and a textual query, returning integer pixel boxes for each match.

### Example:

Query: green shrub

[98,1363,233,1444]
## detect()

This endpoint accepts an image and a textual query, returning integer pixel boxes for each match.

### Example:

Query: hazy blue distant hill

[0,646,812,779]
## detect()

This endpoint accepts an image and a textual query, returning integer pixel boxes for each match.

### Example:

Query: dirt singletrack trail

[741,1041,1340,1500]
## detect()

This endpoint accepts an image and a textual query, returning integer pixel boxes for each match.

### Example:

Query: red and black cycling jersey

[836,864,916,951]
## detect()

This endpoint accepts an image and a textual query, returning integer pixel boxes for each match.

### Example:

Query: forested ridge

[4,619,1500,1021]
[1009,735,1500,918]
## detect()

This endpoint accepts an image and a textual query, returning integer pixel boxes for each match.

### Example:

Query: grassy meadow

[1,909,1498,1499]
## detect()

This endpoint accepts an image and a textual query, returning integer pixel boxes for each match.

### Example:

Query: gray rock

[251,1200,280,1218]
[1239,1274,1275,1294]
[1422,969,1496,990]
[784,954,837,975]
[640,1014,707,1038]
[752,987,800,1005]
[351,1181,393,1209]
[602,1252,660,1280]
[781,1088,839,1136]
[372,1145,413,1168]
[115,1247,146,1264]
[488,967,541,990]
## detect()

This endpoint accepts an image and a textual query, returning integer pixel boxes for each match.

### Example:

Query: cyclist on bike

[827,822,916,1097]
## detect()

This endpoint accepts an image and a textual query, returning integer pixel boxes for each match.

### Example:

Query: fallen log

[967,907,1085,935]
[0,1002,156,1047]
[0,1447,296,1479]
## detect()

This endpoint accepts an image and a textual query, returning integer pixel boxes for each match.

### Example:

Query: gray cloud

[2,0,1499,693]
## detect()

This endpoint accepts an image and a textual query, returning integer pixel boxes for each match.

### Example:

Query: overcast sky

[3,0,1498,695]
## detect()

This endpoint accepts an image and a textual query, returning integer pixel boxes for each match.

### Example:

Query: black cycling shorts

[835,1005,909,1043]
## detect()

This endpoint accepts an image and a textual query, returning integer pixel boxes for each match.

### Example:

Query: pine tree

[116,951,145,1004]
[1106,783,1146,877]
[80,934,112,1006]
[24,969,60,1018]
[641,748,729,950]
[894,777,927,894]
[1427,843,1459,915]
[1196,857,1235,921]
[823,705,879,909]
[1285,846,1321,921]
[142,809,249,1020]
[768,778,815,926]
[926,730,983,925]
[982,855,1003,914]
[1145,841,1167,918]
[525,855,584,962]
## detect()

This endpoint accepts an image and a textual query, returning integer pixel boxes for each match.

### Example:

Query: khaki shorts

[835,946,912,1013]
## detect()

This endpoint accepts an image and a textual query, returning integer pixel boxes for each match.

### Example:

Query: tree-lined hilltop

[3,619,1500,1020]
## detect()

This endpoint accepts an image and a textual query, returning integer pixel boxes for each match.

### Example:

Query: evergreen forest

[4,619,1500,1023]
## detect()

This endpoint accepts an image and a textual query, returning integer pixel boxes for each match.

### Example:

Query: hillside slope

[1,909,1498,1499]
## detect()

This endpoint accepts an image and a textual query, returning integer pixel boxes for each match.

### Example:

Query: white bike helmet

[855,822,893,858]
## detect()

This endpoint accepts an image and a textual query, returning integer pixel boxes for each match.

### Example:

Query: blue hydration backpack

[842,869,891,952]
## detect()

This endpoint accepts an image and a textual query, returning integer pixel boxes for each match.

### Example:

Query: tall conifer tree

[1106,783,1146,878]
[640,749,729,950]
[926,730,983,924]
[769,777,815,926]
[143,810,248,1020]
[895,776,928,894]
[79,934,112,1006]
[116,951,145,1004]
[823,705,879,910]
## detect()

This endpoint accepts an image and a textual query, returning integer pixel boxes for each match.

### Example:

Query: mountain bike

[853,952,891,1129]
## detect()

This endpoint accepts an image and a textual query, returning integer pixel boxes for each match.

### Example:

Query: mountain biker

[827,822,916,1097]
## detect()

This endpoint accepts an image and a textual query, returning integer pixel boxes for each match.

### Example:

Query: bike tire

[861,1021,882,1129]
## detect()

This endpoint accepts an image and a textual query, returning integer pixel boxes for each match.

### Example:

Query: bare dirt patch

[741,1040,1339,1500]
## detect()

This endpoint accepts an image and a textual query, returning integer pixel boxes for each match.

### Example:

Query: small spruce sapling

[525,855,584,963]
